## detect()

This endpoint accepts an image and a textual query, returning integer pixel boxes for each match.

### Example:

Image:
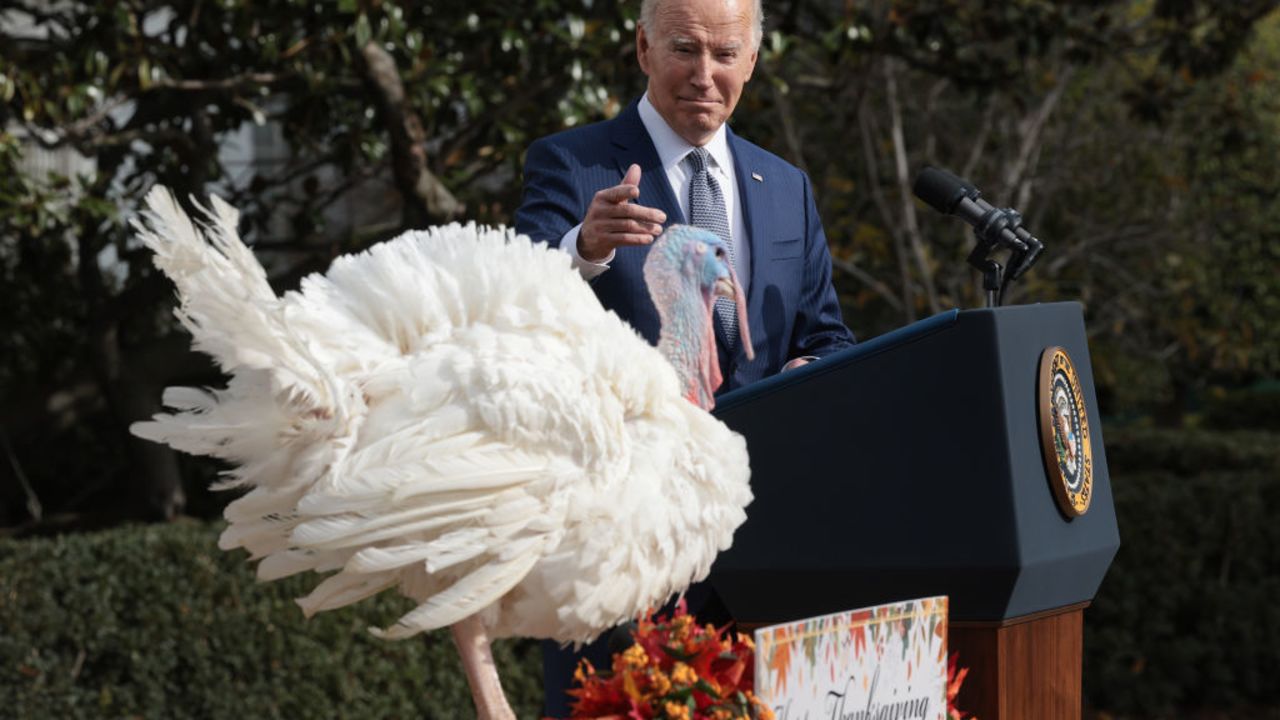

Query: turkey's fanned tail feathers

[132,187,341,417]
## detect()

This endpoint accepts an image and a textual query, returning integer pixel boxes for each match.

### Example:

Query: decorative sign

[1037,346,1094,518]
[754,597,948,720]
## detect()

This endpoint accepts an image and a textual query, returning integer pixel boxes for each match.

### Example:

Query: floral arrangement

[565,601,976,720]
[947,653,974,720]
[566,601,773,720]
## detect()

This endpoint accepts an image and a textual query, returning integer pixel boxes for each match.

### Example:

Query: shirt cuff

[560,224,613,280]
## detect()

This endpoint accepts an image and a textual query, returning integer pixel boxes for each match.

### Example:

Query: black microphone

[913,166,1029,254]
[913,166,1047,305]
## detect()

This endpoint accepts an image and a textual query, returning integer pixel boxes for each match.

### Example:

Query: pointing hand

[578,163,667,262]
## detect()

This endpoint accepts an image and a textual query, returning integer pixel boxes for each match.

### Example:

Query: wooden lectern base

[948,602,1088,720]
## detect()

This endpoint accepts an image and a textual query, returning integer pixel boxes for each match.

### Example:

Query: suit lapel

[608,102,684,224]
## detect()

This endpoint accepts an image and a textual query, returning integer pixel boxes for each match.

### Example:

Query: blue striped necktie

[686,147,738,348]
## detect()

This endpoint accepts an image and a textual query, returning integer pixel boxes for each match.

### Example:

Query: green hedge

[1084,424,1280,717]
[1201,386,1280,432]
[0,521,544,719]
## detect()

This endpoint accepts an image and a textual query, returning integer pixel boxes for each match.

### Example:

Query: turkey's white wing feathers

[369,550,542,641]
[290,506,491,551]
[256,549,324,581]
[296,570,401,618]
[130,191,752,645]
[344,543,438,575]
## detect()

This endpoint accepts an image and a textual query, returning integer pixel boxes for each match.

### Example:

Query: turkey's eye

[714,247,726,259]
[695,241,707,254]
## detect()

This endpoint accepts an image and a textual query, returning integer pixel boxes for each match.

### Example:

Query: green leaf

[694,678,722,700]
[659,644,696,662]
[354,13,372,47]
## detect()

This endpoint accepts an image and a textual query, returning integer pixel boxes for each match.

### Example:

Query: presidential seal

[1037,347,1093,518]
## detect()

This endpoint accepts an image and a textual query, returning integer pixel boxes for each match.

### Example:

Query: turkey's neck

[657,288,721,411]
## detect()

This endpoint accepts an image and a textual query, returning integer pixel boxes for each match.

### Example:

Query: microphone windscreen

[913,166,975,215]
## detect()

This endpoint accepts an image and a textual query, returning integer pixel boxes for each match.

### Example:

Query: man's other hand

[578,163,667,261]
[782,357,814,371]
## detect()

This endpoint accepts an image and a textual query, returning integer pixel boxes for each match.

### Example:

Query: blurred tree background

[2,0,1278,717]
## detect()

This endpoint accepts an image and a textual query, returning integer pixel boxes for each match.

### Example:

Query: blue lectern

[709,302,1120,719]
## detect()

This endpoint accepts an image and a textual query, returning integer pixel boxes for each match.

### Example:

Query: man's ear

[636,25,652,75]
[744,47,759,83]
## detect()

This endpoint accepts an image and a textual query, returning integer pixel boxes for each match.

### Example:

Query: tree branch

[829,255,905,313]
[857,91,915,321]
[149,71,290,92]
[885,58,941,316]
[760,63,809,175]
[1001,65,1075,200]
[960,103,996,181]
[0,427,42,521]
[358,40,463,227]
[20,117,196,157]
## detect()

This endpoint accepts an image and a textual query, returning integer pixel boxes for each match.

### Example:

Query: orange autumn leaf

[768,639,792,696]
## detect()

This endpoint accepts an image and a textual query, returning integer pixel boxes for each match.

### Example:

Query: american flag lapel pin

[751,171,763,182]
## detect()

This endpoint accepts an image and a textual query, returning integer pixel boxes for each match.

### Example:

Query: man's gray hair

[638,0,765,50]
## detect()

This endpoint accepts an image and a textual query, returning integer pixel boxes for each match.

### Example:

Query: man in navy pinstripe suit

[516,0,854,392]
[515,0,855,713]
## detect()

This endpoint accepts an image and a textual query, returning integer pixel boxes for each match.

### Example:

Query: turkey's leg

[449,615,516,720]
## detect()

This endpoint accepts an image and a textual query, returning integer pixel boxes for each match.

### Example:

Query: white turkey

[130,187,754,719]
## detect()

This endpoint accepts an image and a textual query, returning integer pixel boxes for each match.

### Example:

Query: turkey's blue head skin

[643,225,753,410]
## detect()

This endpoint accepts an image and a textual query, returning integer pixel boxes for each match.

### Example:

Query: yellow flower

[623,670,642,702]
[671,614,694,638]
[747,691,776,720]
[572,659,596,685]
[651,670,673,696]
[671,661,697,686]
[622,643,649,669]
[664,700,690,719]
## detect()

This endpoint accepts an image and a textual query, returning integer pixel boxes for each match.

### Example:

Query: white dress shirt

[560,93,751,296]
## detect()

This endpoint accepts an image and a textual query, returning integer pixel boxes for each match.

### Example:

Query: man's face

[637,0,759,147]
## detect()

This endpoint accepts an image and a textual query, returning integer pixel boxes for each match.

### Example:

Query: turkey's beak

[714,277,736,300]
[713,266,754,361]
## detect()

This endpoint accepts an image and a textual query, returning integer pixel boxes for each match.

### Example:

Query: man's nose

[690,53,714,89]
